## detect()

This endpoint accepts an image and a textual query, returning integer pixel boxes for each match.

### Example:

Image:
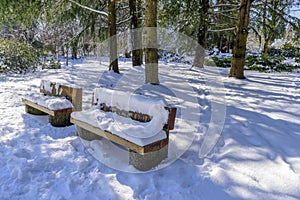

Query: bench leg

[25,105,47,115]
[49,114,71,127]
[129,145,168,171]
[76,126,103,141]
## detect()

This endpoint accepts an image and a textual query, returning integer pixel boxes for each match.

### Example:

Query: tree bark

[145,0,159,84]
[229,0,252,79]
[129,0,143,66]
[71,37,78,59]
[262,0,278,54]
[193,0,209,68]
[108,0,119,73]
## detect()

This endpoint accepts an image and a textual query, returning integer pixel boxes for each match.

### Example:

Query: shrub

[268,43,300,58]
[245,54,295,72]
[211,56,231,68]
[0,38,41,73]
[295,53,300,64]
[41,59,61,69]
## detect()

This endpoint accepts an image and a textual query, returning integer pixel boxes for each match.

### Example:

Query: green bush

[245,54,294,72]
[42,59,61,69]
[282,42,299,52]
[0,38,41,73]
[204,58,216,66]
[211,57,232,68]
[295,53,300,64]
[268,43,300,58]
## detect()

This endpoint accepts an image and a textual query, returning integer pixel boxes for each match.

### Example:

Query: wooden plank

[165,107,177,131]
[71,117,168,155]
[53,108,73,116]
[22,98,54,115]
[71,117,145,154]
[22,98,73,116]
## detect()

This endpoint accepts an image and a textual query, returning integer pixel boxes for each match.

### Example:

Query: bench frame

[70,93,176,171]
[22,80,82,127]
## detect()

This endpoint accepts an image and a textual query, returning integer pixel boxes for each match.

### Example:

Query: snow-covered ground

[0,57,300,200]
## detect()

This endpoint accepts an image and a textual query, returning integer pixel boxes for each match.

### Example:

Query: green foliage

[204,58,216,66]
[282,42,298,51]
[42,59,61,70]
[211,53,298,72]
[0,38,41,73]
[268,43,300,58]
[245,54,294,72]
[295,53,300,64]
[211,57,232,68]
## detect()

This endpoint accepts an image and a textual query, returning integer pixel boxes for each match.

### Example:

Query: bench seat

[22,80,82,127]
[71,108,167,147]
[71,87,176,170]
[23,94,73,113]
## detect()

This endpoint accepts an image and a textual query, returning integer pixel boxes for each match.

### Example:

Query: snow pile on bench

[71,88,170,146]
[23,94,73,110]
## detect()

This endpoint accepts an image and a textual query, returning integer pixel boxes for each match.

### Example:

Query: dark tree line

[0,0,299,79]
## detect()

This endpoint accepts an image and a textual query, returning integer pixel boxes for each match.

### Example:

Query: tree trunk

[262,0,268,54]
[108,0,119,73]
[66,45,69,66]
[145,0,159,84]
[229,0,252,79]
[129,0,143,66]
[263,38,269,54]
[262,0,278,54]
[71,39,78,59]
[193,0,209,68]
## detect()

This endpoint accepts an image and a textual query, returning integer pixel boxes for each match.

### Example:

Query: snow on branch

[116,16,132,25]
[210,4,240,9]
[208,27,236,32]
[69,0,108,17]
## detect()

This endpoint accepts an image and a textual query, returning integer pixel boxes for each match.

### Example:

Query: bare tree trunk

[193,0,209,68]
[263,38,269,54]
[129,0,143,66]
[145,0,159,84]
[262,0,268,54]
[71,38,78,59]
[229,0,252,79]
[66,45,69,66]
[262,0,278,54]
[108,0,119,73]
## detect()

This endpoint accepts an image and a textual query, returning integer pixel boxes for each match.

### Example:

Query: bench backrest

[93,87,176,131]
[40,80,82,111]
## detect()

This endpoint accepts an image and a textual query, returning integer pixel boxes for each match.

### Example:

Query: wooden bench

[22,80,82,127]
[70,87,176,171]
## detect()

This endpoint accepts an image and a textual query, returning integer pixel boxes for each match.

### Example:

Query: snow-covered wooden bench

[22,80,82,127]
[70,88,176,171]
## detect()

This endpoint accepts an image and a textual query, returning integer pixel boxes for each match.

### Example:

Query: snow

[71,108,167,146]
[40,80,54,94]
[0,57,300,199]
[93,87,168,119]
[72,87,169,145]
[24,93,73,110]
